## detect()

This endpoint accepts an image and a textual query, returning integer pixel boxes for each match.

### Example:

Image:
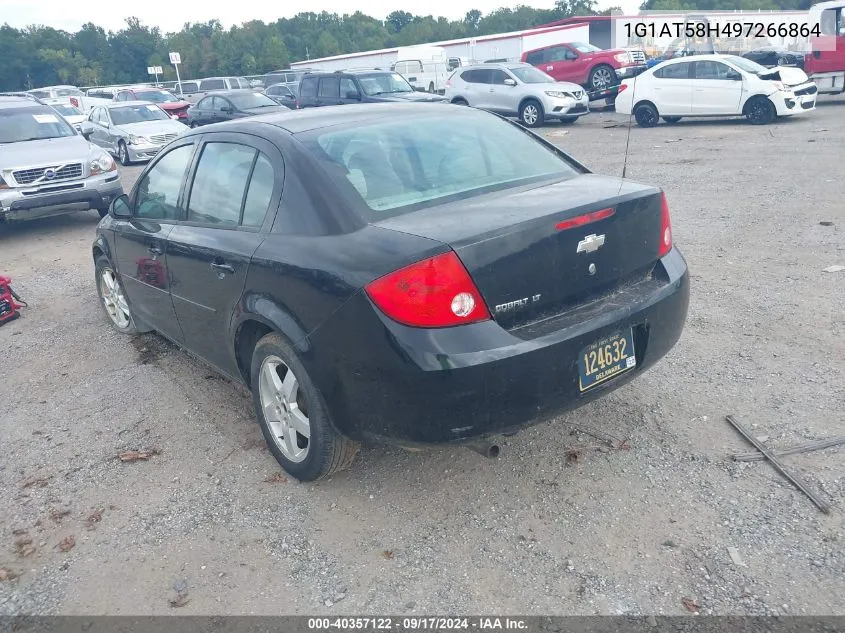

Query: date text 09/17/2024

[307,617,529,630]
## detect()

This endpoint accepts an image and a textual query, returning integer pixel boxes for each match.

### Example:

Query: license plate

[578,329,636,392]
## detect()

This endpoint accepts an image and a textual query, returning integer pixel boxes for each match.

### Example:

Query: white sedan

[615,54,817,126]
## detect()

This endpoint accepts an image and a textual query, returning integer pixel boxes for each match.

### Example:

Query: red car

[113,87,191,120]
[522,41,647,93]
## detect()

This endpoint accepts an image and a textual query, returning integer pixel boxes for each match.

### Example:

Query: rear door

[298,77,318,107]
[463,69,492,108]
[317,77,342,106]
[112,140,198,343]
[165,132,282,376]
[88,108,109,149]
[691,60,743,114]
[650,61,694,115]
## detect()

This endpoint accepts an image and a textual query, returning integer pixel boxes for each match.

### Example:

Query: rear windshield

[300,111,579,220]
[110,104,169,125]
[0,106,76,143]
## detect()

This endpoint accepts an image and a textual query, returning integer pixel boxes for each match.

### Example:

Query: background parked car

[26,84,109,111]
[114,87,191,121]
[45,100,87,130]
[183,77,252,103]
[522,42,647,94]
[297,70,447,108]
[743,47,806,69]
[263,84,297,108]
[85,101,188,165]
[615,54,817,126]
[185,90,288,127]
[0,95,122,223]
[263,69,313,95]
[174,81,200,98]
[446,62,589,127]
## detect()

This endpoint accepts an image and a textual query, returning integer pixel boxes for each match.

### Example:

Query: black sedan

[185,90,289,127]
[93,103,689,481]
[263,83,297,108]
[743,47,805,69]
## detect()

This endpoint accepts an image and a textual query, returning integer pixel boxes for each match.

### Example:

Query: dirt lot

[1,99,844,616]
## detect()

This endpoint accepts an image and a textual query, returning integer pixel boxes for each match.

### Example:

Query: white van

[392,46,450,94]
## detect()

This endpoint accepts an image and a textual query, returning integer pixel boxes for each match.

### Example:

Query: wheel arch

[92,235,112,263]
[517,95,542,113]
[741,93,772,114]
[633,99,659,113]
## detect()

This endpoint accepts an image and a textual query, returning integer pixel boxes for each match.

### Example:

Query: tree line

[0,0,813,91]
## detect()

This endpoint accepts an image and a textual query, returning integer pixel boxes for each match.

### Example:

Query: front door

[543,45,585,83]
[166,133,281,376]
[112,141,197,342]
[691,60,743,114]
[486,68,516,115]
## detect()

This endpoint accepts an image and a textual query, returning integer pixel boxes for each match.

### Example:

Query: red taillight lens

[556,207,615,231]
[365,251,491,328]
[658,192,672,257]
[70,97,80,107]
[617,83,629,94]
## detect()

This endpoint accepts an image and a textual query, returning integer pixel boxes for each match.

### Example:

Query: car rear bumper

[310,247,690,445]
[0,174,123,221]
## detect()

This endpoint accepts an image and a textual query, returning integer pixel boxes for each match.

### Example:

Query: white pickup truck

[27,85,114,112]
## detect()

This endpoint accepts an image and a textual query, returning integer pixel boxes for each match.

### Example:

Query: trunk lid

[376,174,665,331]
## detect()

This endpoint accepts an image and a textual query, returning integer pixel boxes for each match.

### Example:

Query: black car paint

[297,72,448,108]
[185,90,289,126]
[742,49,805,69]
[95,104,689,445]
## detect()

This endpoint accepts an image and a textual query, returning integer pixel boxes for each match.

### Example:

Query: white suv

[445,62,589,127]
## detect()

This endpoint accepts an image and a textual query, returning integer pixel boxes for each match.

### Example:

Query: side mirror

[79,122,94,139]
[109,194,132,219]
[503,78,517,87]
[345,91,361,100]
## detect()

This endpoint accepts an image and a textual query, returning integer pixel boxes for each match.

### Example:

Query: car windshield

[358,73,414,95]
[134,90,179,103]
[301,111,579,220]
[227,92,278,109]
[0,106,76,143]
[507,66,554,84]
[722,55,767,75]
[110,104,169,125]
[52,104,83,116]
[570,42,601,53]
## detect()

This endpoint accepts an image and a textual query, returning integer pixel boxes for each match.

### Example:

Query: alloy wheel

[592,67,613,90]
[99,269,131,329]
[258,355,311,463]
[522,104,539,126]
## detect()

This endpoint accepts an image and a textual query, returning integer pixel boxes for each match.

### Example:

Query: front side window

[135,144,194,220]
[358,73,414,95]
[227,92,278,109]
[187,143,257,226]
[197,97,212,110]
[340,77,358,97]
[694,61,733,80]
[489,70,510,85]
[548,47,571,62]
[302,112,579,219]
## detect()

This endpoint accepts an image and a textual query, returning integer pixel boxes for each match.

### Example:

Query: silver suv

[0,96,123,223]
[445,62,589,127]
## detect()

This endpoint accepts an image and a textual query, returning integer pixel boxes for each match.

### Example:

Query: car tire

[117,141,131,166]
[519,99,544,128]
[451,98,468,106]
[588,64,616,91]
[634,102,659,127]
[250,332,359,482]
[558,115,580,124]
[96,208,109,219]
[428,82,435,94]
[744,97,776,125]
[190,121,200,129]
[95,255,141,334]
[662,116,682,123]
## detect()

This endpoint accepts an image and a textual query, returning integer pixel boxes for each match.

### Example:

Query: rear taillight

[617,83,629,94]
[70,97,80,107]
[658,192,672,257]
[365,251,491,328]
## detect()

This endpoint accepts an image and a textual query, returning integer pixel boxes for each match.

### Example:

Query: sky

[0,0,641,34]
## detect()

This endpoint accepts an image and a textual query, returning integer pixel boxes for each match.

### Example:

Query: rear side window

[525,50,545,65]
[300,78,318,98]
[462,69,491,83]
[135,144,194,221]
[187,143,275,227]
[201,79,226,90]
[302,112,579,219]
[654,62,692,79]
[319,77,340,98]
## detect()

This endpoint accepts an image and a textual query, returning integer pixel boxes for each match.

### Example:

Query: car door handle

[210,262,235,274]
[147,245,163,256]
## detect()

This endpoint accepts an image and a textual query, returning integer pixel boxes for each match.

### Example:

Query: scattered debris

[0,568,19,582]
[118,448,161,462]
[263,473,288,484]
[662,539,677,548]
[84,508,104,530]
[569,425,622,448]
[565,448,585,465]
[58,535,76,552]
[50,508,72,523]
[727,546,747,568]
[382,550,394,559]
[733,436,845,462]
[665,138,683,143]
[819,221,834,226]
[725,415,831,514]
[547,130,569,137]
[11,528,28,536]
[14,537,36,558]
[169,579,190,608]
[681,597,700,612]
[21,474,53,489]
[822,265,844,273]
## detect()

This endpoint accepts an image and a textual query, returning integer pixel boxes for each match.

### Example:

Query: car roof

[104,100,162,108]
[0,96,51,109]
[181,102,472,136]
[197,90,254,97]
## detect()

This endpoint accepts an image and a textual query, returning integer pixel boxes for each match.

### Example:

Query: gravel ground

[1,98,844,616]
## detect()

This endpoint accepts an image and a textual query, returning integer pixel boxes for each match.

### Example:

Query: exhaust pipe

[467,440,501,459]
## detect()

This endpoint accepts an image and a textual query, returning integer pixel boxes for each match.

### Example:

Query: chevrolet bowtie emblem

[576,233,606,254]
